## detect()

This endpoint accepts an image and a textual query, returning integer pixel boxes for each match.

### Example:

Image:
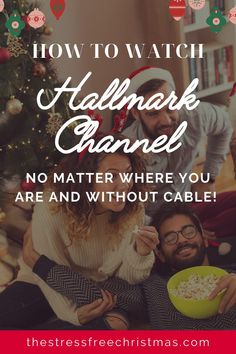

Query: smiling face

[93,153,133,214]
[131,82,180,140]
[159,214,208,272]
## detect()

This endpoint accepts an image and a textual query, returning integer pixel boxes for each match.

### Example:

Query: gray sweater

[123,102,232,215]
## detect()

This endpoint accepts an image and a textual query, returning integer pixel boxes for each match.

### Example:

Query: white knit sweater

[17,202,155,325]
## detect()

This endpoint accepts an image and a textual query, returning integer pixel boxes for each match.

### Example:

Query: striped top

[33,255,236,329]
[16,201,155,325]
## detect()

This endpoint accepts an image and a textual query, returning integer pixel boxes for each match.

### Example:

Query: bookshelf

[144,0,235,106]
[184,0,236,163]
[183,0,235,108]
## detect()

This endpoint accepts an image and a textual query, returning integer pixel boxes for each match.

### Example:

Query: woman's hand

[191,181,216,198]
[23,224,40,269]
[209,274,236,314]
[77,289,117,324]
[135,226,159,256]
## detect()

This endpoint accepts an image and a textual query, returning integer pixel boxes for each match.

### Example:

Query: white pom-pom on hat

[218,242,232,256]
[126,66,176,96]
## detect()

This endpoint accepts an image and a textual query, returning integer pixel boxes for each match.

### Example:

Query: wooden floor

[194,154,236,192]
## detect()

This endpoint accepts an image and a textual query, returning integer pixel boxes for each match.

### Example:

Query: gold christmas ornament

[46,113,63,136]
[6,34,27,58]
[68,121,78,130]
[6,97,23,115]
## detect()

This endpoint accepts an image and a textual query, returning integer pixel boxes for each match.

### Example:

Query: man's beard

[164,242,207,272]
[139,117,177,141]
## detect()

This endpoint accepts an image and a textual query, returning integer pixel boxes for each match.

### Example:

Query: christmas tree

[0,0,80,189]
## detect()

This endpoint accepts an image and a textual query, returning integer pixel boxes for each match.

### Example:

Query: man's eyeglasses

[161,225,198,245]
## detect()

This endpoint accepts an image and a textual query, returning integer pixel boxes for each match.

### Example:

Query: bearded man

[123,66,236,239]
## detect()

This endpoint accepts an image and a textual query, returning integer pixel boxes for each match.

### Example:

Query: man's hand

[23,224,40,269]
[77,289,117,324]
[191,181,216,199]
[135,226,159,256]
[209,274,236,314]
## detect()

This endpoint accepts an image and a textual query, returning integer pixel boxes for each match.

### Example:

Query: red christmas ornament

[22,15,31,31]
[50,0,65,20]
[0,48,11,64]
[21,180,36,192]
[169,0,186,21]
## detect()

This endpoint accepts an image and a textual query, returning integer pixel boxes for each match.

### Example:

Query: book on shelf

[210,0,225,12]
[188,45,234,92]
[184,6,195,25]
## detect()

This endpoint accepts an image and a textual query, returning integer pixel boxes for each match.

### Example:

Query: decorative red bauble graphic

[0,48,11,63]
[50,0,65,20]
[27,8,46,29]
[21,180,36,192]
[169,0,186,21]
[22,15,31,31]
[228,6,236,25]
[188,0,205,10]
[0,0,4,13]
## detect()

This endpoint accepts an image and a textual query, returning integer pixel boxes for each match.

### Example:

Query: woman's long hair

[47,133,148,242]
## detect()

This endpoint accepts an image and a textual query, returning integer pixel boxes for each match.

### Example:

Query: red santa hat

[126,66,176,96]
[230,82,236,97]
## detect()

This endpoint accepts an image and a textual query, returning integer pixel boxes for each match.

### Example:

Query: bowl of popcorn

[167,266,228,319]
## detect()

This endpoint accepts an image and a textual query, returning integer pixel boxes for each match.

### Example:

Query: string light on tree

[46,113,63,136]
[169,0,186,21]
[50,0,65,20]
[188,0,205,10]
